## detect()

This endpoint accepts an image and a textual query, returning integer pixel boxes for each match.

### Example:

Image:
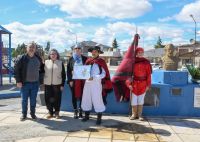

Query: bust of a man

[162,44,179,71]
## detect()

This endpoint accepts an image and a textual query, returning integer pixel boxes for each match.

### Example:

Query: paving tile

[113,130,134,141]
[15,137,42,142]
[68,130,90,137]
[90,128,112,139]
[1,116,34,124]
[171,126,197,134]
[0,112,10,121]
[64,136,88,142]
[151,125,175,134]
[88,138,111,142]
[147,118,167,126]
[134,133,158,141]
[178,134,200,142]
[157,133,182,142]
[40,136,66,142]
[112,140,135,142]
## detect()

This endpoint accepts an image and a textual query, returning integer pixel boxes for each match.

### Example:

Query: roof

[144,48,164,58]
[0,25,12,34]
[71,41,111,50]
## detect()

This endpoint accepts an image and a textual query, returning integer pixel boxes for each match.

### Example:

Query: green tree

[12,43,26,57]
[45,41,50,53]
[112,38,119,49]
[154,36,165,49]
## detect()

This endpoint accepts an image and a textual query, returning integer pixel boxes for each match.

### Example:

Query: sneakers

[20,115,27,121]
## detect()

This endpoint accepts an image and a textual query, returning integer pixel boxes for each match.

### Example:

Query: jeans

[21,82,39,116]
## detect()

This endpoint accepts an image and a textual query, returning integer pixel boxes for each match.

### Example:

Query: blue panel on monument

[152,70,188,85]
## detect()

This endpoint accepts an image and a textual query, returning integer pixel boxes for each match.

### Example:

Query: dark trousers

[21,82,39,116]
[45,85,62,115]
[70,86,82,110]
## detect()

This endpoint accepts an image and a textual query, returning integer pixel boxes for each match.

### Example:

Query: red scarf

[85,57,113,95]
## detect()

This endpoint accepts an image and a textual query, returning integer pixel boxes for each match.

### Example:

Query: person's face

[27,44,36,56]
[166,47,173,57]
[50,51,58,61]
[136,51,144,58]
[74,47,82,55]
[92,50,99,58]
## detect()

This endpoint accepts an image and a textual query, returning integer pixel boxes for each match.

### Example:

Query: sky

[1,0,200,51]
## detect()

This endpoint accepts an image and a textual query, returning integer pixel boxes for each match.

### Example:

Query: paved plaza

[0,97,200,142]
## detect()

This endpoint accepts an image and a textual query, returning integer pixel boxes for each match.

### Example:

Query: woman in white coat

[44,49,66,119]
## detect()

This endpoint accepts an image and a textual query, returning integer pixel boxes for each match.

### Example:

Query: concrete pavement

[0,98,200,142]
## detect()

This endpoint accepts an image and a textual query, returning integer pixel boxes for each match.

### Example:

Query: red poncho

[85,57,112,96]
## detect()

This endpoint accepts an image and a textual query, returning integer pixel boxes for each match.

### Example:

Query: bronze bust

[162,44,179,71]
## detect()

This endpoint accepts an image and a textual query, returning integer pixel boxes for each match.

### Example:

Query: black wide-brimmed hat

[88,44,104,54]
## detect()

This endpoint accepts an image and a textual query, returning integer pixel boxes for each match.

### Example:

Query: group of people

[14,41,151,125]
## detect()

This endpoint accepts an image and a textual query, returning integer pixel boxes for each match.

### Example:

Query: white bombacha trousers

[81,79,105,113]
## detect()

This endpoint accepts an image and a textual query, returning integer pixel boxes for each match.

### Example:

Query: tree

[154,36,165,49]
[45,41,50,53]
[12,43,26,57]
[112,38,119,49]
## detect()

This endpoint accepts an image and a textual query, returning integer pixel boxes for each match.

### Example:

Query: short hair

[48,49,60,60]
[27,41,36,48]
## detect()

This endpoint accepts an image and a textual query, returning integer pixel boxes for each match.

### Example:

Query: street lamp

[190,14,197,44]
[67,30,77,44]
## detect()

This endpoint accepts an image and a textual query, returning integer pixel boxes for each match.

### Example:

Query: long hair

[48,49,60,60]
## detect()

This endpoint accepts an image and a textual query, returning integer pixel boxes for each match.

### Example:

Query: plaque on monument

[194,87,200,108]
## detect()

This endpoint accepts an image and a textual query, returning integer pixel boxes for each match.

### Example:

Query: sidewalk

[0,98,200,142]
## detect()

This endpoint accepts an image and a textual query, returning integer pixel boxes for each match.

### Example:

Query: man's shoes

[31,114,37,120]
[20,115,27,121]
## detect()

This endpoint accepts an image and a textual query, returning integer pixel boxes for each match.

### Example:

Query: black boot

[96,113,102,125]
[78,108,83,118]
[74,109,78,119]
[82,111,90,122]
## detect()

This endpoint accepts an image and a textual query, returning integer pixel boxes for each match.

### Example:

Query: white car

[151,63,161,70]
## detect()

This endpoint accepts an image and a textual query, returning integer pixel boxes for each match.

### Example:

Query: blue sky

[1,0,200,51]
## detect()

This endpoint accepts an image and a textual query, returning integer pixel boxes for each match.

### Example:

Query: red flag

[111,33,140,101]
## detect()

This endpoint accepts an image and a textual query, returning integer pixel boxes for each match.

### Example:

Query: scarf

[73,53,81,64]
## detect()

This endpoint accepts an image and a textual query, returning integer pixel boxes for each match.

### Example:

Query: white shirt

[90,63,106,80]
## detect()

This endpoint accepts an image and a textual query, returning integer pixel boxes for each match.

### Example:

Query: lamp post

[67,30,77,44]
[190,14,197,44]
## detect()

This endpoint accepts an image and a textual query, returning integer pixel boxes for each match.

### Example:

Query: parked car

[151,63,161,70]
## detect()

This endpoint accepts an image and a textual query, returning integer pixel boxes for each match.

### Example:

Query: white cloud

[3,18,83,51]
[175,0,200,22]
[160,1,200,23]
[92,22,187,50]
[37,0,152,19]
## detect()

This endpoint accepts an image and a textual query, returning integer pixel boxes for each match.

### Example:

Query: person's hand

[60,86,64,91]
[17,82,22,88]
[146,86,150,92]
[128,85,133,91]
[88,77,93,81]
[69,81,73,87]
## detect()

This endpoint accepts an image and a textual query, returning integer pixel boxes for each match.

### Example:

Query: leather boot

[74,109,78,119]
[96,113,102,125]
[82,111,90,122]
[78,108,83,118]
[129,106,138,120]
[138,105,144,121]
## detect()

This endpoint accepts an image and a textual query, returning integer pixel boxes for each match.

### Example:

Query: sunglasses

[75,48,81,50]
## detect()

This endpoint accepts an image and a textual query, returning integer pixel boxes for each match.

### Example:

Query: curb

[0,92,20,99]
